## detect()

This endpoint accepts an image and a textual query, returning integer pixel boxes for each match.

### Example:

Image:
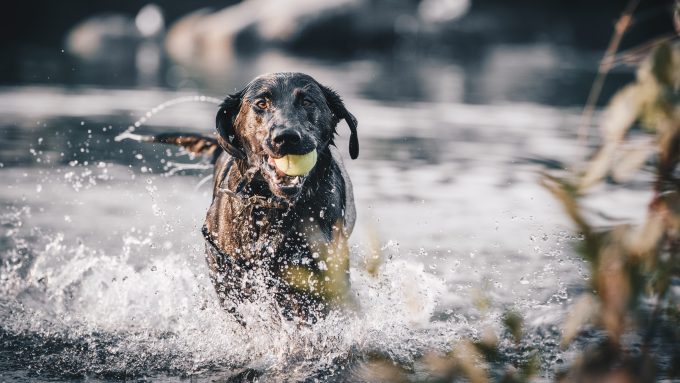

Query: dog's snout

[271,128,302,147]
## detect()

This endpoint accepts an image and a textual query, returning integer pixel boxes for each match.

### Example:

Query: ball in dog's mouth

[273,151,317,176]
[261,150,317,197]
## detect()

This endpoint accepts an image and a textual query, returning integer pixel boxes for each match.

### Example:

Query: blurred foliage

[355,306,541,383]
[348,26,680,383]
[543,41,680,382]
[283,219,354,307]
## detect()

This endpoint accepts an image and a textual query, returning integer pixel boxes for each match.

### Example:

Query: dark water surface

[0,47,651,381]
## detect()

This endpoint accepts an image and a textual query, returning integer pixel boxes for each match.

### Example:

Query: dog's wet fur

[139,73,358,324]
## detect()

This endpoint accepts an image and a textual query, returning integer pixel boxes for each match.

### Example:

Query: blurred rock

[165,0,471,69]
[61,6,169,87]
[65,5,165,62]
[418,0,470,24]
[65,14,140,61]
[164,9,212,66]
[163,0,666,71]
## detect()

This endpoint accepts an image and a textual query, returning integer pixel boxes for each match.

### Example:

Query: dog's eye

[255,99,268,110]
[301,98,313,107]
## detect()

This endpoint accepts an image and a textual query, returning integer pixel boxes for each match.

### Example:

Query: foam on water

[0,206,460,380]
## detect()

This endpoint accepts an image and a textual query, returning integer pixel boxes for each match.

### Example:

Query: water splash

[0,208,460,381]
[114,95,222,143]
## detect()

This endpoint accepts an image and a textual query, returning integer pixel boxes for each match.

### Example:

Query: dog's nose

[271,128,301,147]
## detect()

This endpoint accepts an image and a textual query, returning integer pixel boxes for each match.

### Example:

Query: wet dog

[127,73,358,324]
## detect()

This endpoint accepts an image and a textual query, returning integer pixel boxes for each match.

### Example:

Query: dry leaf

[580,144,617,191]
[600,84,642,142]
[561,293,600,347]
[611,145,653,182]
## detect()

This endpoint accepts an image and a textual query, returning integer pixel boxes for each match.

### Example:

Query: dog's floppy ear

[319,84,359,160]
[215,89,247,159]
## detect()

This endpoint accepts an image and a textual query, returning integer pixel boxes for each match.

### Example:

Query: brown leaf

[580,144,617,191]
[674,0,680,35]
[651,43,673,86]
[354,358,409,383]
[542,174,591,234]
[628,212,664,258]
[503,311,523,344]
[600,84,643,142]
[453,341,490,383]
[422,352,458,379]
[611,145,653,182]
[597,227,632,344]
[561,293,600,347]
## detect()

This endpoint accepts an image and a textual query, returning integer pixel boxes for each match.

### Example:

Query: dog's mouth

[260,154,312,198]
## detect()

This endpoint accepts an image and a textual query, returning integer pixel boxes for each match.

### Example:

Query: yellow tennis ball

[273,150,318,176]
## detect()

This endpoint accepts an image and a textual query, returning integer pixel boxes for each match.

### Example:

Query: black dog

[131,73,359,324]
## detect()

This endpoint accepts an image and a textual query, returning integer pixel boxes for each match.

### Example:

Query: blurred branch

[550,40,680,381]
[577,0,642,143]
[611,33,679,68]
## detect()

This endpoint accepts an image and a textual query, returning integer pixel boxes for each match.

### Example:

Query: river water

[0,46,650,381]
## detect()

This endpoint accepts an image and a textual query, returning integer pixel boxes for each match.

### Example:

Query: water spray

[114,95,222,142]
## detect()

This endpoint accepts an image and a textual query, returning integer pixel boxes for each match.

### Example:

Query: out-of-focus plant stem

[549,41,680,381]
[578,0,641,143]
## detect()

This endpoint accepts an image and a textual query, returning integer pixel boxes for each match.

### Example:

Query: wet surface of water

[0,48,651,381]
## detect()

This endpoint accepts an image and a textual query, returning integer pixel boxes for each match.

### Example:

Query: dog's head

[215,72,358,200]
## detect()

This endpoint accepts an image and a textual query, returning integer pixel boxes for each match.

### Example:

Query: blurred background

[2,0,673,100]
[0,1,678,381]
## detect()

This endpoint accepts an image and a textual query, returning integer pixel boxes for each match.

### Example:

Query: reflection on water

[0,46,649,381]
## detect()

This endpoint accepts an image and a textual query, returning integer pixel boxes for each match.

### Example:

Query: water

[0,47,650,381]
